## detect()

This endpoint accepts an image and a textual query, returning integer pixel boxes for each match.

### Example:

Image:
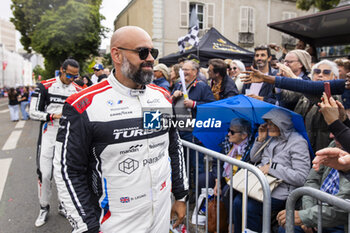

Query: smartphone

[324,82,331,99]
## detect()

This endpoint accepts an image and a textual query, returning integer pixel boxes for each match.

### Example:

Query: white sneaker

[58,204,67,218]
[35,205,50,227]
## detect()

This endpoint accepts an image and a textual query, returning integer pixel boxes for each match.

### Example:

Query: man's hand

[301,225,315,233]
[171,200,186,228]
[313,147,350,172]
[172,90,183,98]
[183,99,194,108]
[277,63,298,79]
[247,94,264,101]
[277,210,302,227]
[318,93,340,125]
[52,113,62,119]
[257,123,268,142]
[240,66,276,84]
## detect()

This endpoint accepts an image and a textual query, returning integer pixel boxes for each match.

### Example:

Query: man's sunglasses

[64,71,79,79]
[118,47,159,60]
[228,129,240,135]
[313,68,332,75]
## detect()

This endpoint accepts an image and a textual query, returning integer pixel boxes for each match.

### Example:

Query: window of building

[239,6,255,33]
[179,1,215,29]
[190,3,204,29]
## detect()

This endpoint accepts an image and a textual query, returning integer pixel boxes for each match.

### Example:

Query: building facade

[115,0,313,58]
[0,19,16,52]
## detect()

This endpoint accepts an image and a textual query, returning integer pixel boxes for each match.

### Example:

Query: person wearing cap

[186,54,207,83]
[153,63,170,91]
[91,63,104,84]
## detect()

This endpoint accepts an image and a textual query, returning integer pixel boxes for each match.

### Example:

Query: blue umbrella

[192,95,313,157]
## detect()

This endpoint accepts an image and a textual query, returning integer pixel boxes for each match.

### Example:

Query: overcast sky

[0,0,129,50]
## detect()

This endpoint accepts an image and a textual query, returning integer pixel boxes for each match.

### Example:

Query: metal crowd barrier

[181,140,272,233]
[285,187,350,233]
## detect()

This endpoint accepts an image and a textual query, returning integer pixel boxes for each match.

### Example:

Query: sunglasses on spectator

[228,129,240,135]
[228,67,237,71]
[64,71,79,79]
[313,68,332,75]
[118,47,159,60]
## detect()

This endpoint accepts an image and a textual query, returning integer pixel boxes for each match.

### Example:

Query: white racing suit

[54,73,188,233]
[30,77,82,207]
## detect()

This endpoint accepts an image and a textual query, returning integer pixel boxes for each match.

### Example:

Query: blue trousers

[233,194,286,233]
[20,101,29,120]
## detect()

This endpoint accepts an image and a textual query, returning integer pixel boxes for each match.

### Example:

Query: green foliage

[11,0,68,52]
[296,0,341,11]
[11,0,106,77]
[102,53,113,69]
[32,65,46,81]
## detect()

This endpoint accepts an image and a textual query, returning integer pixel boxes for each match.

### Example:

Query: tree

[33,65,46,81]
[11,0,69,53]
[296,0,341,11]
[11,0,106,78]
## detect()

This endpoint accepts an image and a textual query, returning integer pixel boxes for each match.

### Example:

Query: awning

[268,5,350,47]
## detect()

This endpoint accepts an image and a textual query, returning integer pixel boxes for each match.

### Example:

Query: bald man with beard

[54,26,188,233]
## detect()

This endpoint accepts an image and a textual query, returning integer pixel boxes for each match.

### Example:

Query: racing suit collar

[56,76,70,88]
[108,69,146,97]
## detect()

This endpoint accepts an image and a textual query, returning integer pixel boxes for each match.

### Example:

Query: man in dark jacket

[242,45,277,104]
[208,58,238,100]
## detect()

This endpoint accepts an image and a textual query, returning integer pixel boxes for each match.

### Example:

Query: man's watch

[177,195,188,202]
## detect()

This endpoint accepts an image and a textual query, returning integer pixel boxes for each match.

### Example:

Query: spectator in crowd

[170,64,181,91]
[318,92,350,153]
[233,108,310,233]
[91,63,104,84]
[172,60,215,193]
[103,68,110,76]
[152,63,170,91]
[18,86,29,120]
[7,87,19,122]
[242,59,340,152]
[54,26,188,232]
[277,134,349,233]
[208,58,238,100]
[97,73,108,83]
[295,39,307,50]
[82,75,93,87]
[275,49,312,109]
[271,55,279,71]
[293,60,339,152]
[242,45,277,104]
[30,58,82,227]
[211,118,253,229]
[177,57,186,67]
[334,58,350,117]
[186,54,207,83]
[28,86,35,103]
[229,60,246,93]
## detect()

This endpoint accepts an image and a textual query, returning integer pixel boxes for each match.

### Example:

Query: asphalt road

[0,97,71,233]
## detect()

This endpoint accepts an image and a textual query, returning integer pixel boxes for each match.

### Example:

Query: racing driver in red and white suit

[30,58,82,227]
[54,26,188,233]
